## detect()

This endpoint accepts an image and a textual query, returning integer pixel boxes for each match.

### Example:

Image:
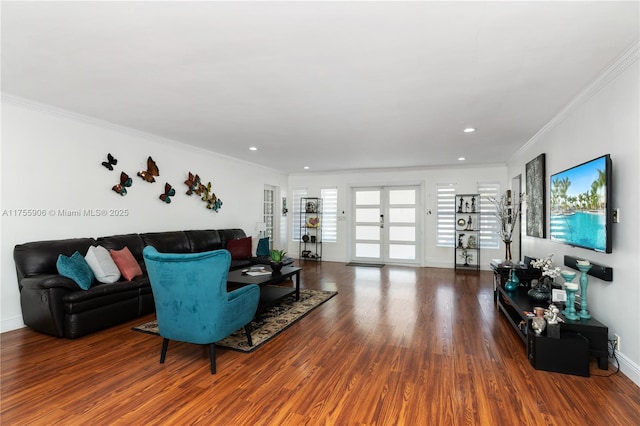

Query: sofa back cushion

[14,238,96,281]
[96,233,146,260]
[184,230,223,253]
[140,231,191,254]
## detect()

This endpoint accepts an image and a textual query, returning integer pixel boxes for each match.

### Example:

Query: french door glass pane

[356,243,380,258]
[356,225,380,240]
[355,208,380,222]
[356,191,380,205]
[389,244,415,260]
[389,189,415,204]
[389,226,415,242]
[389,208,415,223]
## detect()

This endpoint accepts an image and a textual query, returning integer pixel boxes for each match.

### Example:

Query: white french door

[351,186,420,265]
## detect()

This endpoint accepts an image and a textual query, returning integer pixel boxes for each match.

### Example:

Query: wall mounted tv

[549,154,612,253]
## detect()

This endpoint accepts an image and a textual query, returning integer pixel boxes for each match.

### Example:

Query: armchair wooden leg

[245,324,254,346]
[160,338,169,364]
[209,343,217,374]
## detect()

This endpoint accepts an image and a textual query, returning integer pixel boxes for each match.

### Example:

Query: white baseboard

[611,351,640,388]
[1,316,25,334]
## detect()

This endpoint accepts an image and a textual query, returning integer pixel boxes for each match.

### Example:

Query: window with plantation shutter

[436,184,456,247]
[478,182,500,249]
[292,189,307,242]
[321,187,338,243]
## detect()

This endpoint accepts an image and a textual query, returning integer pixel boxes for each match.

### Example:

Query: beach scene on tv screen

[550,156,607,251]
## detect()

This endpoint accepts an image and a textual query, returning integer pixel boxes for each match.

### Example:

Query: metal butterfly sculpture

[101,153,117,171]
[137,156,159,183]
[159,183,176,203]
[184,172,204,195]
[112,172,132,196]
[201,182,223,211]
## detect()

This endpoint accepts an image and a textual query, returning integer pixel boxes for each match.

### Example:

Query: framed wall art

[525,153,546,238]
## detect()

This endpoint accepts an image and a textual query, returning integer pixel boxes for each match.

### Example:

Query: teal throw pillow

[256,237,270,257]
[57,251,95,290]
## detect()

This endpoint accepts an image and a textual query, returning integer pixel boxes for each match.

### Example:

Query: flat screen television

[549,154,612,253]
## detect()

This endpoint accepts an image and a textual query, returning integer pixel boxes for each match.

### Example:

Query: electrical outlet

[613,208,620,223]
[614,334,620,351]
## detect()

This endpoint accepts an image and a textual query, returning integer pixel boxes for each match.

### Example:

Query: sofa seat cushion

[63,283,143,314]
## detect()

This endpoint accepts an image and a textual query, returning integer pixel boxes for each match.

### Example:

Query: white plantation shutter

[292,188,307,242]
[436,184,456,247]
[321,187,338,243]
[478,182,500,249]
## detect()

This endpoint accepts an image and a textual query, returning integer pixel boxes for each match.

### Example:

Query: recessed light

[249,147,258,151]
[458,157,466,161]
[463,128,476,133]
[303,166,310,170]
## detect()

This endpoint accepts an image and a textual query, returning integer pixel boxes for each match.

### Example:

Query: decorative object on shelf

[471,196,476,213]
[576,260,592,319]
[305,201,317,213]
[465,215,473,230]
[457,218,466,228]
[101,153,117,171]
[459,249,473,267]
[112,171,132,196]
[457,234,465,248]
[299,197,322,262]
[525,153,546,238]
[505,269,519,291]
[563,282,580,320]
[545,304,561,338]
[269,249,287,273]
[457,197,464,213]
[467,235,477,249]
[531,307,547,335]
[306,217,320,228]
[488,192,522,265]
[159,183,175,203]
[529,254,560,301]
[302,234,309,243]
[137,156,159,183]
[282,197,288,216]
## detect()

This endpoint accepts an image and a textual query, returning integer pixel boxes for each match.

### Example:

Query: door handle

[380,214,384,229]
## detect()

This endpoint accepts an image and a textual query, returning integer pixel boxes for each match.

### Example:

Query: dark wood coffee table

[227,266,301,304]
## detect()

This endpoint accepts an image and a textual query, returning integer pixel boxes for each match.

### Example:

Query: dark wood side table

[497,285,608,370]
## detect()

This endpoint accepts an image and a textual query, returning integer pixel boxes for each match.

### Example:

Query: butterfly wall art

[201,181,223,212]
[159,183,176,203]
[184,172,203,195]
[112,172,132,196]
[137,156,159,183]
[101,153,117,170]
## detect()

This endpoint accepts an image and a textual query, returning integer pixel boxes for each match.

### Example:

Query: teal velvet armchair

[143,246,260,374]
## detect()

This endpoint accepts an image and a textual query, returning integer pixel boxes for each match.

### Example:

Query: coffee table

[227,266,301,304]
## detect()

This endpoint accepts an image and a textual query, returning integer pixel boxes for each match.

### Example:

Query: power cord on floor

[591,338,620,377]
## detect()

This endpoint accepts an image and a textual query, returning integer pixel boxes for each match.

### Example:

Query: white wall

[1,97,288,332]
[288,165,508,267]
[508,53,639,384]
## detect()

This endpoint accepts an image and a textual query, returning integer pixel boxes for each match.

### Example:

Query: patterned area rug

[132,288,337,352]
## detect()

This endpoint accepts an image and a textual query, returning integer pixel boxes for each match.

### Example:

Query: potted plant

[269,249,287,273]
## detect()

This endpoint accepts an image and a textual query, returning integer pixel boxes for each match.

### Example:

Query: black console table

[490,259,542,301]
[497,285,608,371]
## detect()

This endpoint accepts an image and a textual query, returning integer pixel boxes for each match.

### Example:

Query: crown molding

[511,41,640,161]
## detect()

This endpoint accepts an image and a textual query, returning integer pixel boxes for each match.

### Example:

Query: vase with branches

[488,192,523,264]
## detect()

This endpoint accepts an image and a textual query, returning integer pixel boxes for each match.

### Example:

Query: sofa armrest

[20,274,81,292]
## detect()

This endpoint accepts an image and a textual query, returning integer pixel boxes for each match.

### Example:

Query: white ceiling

[2,1,638,173]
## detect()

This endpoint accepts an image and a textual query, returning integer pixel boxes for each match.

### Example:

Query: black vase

[270,262,283,274]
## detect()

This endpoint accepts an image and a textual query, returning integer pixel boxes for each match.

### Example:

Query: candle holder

[577,262,592,319]
[563,284,580,320]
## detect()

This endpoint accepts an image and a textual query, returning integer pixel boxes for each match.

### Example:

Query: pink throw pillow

[110,247,143,281]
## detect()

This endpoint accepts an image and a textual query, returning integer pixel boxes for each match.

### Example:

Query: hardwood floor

[2,262,639,425]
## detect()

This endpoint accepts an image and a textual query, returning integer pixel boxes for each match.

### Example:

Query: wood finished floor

[2,263,639,425]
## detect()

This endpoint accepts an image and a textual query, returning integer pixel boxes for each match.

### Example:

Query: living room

[2,1,639,423]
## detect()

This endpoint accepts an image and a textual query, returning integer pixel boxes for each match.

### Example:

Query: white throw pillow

[85,245,121,284]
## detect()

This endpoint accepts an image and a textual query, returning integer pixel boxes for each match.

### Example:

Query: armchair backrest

[142,246,232,344]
